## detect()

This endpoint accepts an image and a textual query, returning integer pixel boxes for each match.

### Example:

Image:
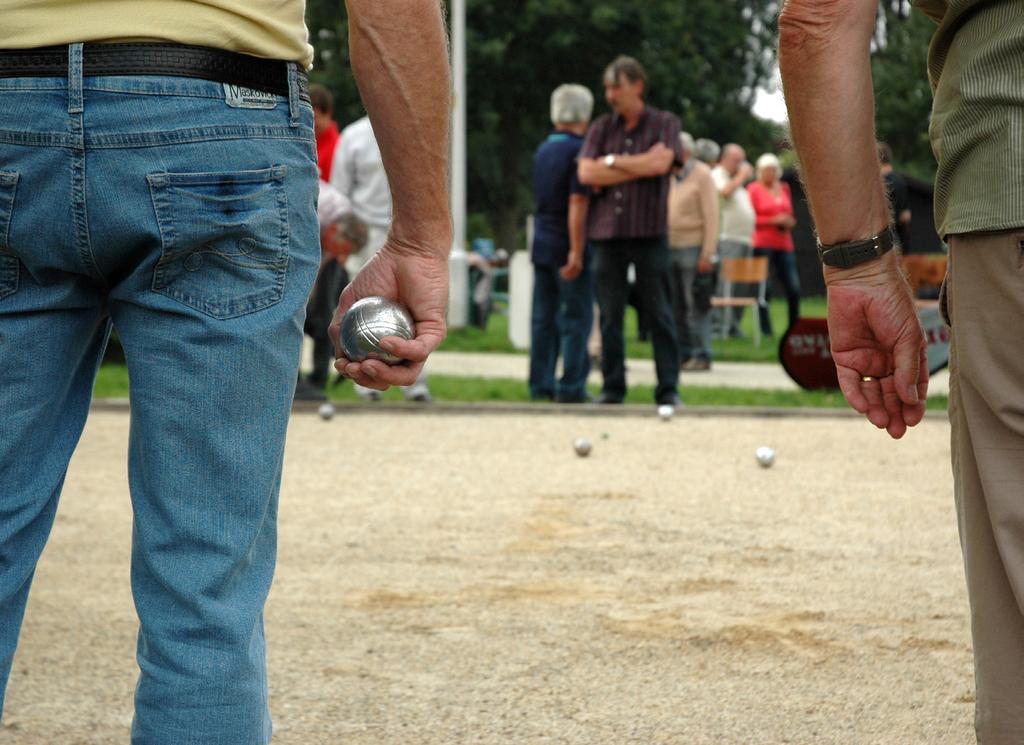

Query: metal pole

[447,0,469,328]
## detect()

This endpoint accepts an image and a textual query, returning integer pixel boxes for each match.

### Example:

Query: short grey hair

[550,84,594,125]
[693,138,721,164]
[679,132,695,154]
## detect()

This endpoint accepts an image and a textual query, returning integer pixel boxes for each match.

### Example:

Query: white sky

[752,67,788,124]
[754,85,788,123]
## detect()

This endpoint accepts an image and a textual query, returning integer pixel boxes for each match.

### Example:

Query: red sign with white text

[780,318,839,390]
[780,312,950,391]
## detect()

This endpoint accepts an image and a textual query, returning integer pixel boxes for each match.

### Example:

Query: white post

[447,0,470,328]
[508,216,534,350]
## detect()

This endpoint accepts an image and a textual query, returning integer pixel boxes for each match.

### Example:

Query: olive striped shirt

[579,106,683,241]
[914,0,1024,236]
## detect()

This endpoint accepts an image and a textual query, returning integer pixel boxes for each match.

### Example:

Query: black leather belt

[0,43,308,99]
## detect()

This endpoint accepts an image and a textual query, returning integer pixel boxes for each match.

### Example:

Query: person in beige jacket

[667,132,720,370]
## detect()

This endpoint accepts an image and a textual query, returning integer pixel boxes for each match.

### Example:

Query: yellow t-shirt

[0,1,314,69]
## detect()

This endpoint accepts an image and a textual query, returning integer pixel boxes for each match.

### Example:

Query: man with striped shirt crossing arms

[578,55,682,409]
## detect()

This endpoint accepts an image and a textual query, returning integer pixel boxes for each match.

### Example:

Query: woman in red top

[748,152,800,336]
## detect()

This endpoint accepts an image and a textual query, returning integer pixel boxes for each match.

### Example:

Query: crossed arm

[578,144,675,187]
[779,0,928,438]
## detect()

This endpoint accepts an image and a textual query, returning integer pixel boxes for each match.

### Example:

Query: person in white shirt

[710,143,756,338]
[330,116,392,273]
[330,116,432,402]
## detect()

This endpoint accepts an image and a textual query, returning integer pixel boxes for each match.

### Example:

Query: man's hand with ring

[825,251,929,439]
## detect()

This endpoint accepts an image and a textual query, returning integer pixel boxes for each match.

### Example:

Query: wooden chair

[710,256,770,347]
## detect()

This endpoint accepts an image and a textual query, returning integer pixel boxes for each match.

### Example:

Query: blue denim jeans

[753,247,801,337]
[528,261,594,401]
[0,46,319,744]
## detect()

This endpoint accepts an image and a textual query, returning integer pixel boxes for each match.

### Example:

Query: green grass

[441,296,830,363]
[94,364,130,398]
[93,365,947,411]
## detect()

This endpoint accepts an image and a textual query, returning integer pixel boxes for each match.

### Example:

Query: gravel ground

[1,409,974,744]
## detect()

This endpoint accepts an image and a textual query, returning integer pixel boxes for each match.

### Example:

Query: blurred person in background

[878,142,912,250]
[528,84,595,403]
[578,55,682,408]
[748,152,799,337]
[711,143,755,338]
[693,137,721,167]
[667,132,719,371]
[295,84,348,400]
[295,181,367,400]
[310,83,341,181]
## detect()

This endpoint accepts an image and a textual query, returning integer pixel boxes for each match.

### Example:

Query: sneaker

[681,358,711,372]
[596,392,624,405]
[360,390,382,402]
[408,391,433,403]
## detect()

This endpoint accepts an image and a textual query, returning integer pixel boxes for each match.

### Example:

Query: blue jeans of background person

[753,247,801,337]
[529,261,594,401]
[670,245,713,363]
[0,47,319,744]
[593,237,679,403]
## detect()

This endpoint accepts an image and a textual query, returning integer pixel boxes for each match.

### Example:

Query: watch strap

[817,225,899,269]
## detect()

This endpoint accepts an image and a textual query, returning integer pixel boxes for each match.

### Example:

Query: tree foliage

[304,3,881,248]
[871,2,938,182]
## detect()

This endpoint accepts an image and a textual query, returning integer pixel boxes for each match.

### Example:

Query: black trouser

[752,247,800,337]
[593,237,679,402]
[304,259,348,387]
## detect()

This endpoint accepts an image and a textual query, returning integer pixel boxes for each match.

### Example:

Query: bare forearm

[346,0,452,253]
[578,159,640,187]
[779,0,888,246]
[568,196,588,260]
[718,173,746,199]
[614,150,673,178]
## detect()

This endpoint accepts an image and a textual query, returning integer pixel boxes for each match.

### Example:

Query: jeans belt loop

[67,43,84,114]
[287,63,300,128]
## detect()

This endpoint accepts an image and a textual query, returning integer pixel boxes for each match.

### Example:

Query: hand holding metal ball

[339,296,416,364]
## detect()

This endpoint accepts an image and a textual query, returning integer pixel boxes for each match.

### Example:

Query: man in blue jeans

[0,1,451,743]
[529,84,595,403]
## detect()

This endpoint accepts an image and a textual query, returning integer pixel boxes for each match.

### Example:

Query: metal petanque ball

[657,404,674,421]
[573,438,592,457]
[318,402,336,421]
[755,446,776,468]
[340,296,415,364]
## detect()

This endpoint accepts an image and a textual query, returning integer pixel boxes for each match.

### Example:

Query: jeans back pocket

[0,172,20,301]
[147,166,290,319]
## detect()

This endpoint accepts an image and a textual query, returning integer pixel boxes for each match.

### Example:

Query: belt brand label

[223,84,278,109]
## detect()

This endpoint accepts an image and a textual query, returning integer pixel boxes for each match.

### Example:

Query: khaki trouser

[945,230,1024,744]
